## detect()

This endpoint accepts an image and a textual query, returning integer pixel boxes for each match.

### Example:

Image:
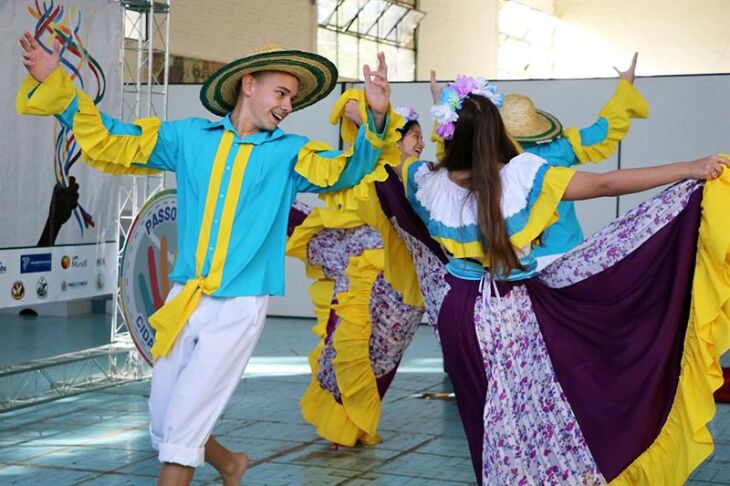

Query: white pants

[148,284,269,467]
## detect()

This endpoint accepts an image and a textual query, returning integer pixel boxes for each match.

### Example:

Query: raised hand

[614,52,638,85]
[37,176,80,246]
[19,31,60,83]
[688,154,729,181]
[429,70,443,104]
[363,52,391,116]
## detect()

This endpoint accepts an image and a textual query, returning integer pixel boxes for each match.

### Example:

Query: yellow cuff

[16,67,76,116]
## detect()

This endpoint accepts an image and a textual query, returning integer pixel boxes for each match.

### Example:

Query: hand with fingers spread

[614,52,638,85]
[363,52,391,131]
[19,31,61,83]
[429,70,443,104]
[688,154,729,181]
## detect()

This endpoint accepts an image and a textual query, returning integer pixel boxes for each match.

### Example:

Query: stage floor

[0,317,728,485]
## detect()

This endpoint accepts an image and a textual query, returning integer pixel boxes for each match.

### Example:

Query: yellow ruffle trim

[317,90,405,211]
[288,197,423,320]
[17,68,161,176]
[74,91,161,175]
[433,235,489,266]
[564,80,649,165]
[610,169,730,485]
[297,249,385,446]
[288,205,422,443]
[295,140,353,188]
[16,68,76,116]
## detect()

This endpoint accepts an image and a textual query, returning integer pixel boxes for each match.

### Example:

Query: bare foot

[221,452,248,486]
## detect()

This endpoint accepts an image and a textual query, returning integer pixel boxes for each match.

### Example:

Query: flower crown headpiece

[394,104,419,123]
[430,75,504,140]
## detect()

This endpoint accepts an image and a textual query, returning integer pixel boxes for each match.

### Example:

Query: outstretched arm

[18,31,180,174]
[563,154,729,201]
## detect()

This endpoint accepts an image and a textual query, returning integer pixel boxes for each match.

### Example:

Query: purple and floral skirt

[288,196,424,444]
[377,176,725,484]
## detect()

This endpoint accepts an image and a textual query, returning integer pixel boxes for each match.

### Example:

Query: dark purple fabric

[287,204,309,237]
[526,189,702,481]
[376,365,400,398]
[437,273,489,484]
[375,166,448,263]
[373,165,705,482]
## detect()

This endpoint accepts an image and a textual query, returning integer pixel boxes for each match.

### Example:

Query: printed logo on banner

[121,190,179,365]
[0,261,7,274]
[36,277,48,299]
[61,255,87,269]
[20,254,52,274]
[11,281,25,301]
[96,258,106,267]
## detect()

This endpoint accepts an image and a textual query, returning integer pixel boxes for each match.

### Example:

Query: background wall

[169,0,317,64]
[165,72,730,317]
[416,0,499,80]
[551,0,730,78]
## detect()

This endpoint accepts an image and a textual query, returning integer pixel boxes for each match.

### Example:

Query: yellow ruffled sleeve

[295,140,352,188]
[295,96,404,210]
[510,166,576,250]
[17,67,162,176]
[564,79,649,164]
[73,92,161,175]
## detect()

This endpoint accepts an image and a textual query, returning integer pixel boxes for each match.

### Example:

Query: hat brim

[509,109,563,143]
[200,50,338,117]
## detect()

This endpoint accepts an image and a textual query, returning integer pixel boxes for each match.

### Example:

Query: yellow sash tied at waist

[149,277,214,358]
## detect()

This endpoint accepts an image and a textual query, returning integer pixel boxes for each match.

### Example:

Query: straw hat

[500,94,563,143]
[200,46,338,116]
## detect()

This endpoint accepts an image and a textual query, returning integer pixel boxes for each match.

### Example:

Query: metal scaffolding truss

[0,1,170,412]
[0,343,144,411]
[112,0,171,345]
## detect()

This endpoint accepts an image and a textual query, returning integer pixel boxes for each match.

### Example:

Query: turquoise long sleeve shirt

[55,97,388,297]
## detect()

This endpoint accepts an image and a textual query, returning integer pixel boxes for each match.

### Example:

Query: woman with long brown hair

[382,77,730,484]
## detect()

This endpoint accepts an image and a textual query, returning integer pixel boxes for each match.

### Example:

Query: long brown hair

[439,95,522,277]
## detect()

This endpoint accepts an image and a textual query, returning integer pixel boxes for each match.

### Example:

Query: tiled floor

[0,317,728,485]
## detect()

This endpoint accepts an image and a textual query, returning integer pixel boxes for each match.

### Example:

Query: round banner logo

[120,190,178,365]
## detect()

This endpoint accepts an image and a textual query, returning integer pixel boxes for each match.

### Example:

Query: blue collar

[205,114,286,145]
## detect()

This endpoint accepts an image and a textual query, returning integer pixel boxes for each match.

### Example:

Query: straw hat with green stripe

[500,94,563,143]
[200,46,338,117]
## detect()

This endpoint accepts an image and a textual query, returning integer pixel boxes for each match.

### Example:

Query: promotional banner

[120,190,178,365]
[0,0,122,307]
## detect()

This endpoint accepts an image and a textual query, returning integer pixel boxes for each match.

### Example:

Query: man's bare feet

[220,452,249,486]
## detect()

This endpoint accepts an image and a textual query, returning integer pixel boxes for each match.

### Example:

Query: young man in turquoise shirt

[19,32,395,485]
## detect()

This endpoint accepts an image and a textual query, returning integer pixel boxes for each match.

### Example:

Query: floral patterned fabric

[539,180,700,288]
[477,285,605,485]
